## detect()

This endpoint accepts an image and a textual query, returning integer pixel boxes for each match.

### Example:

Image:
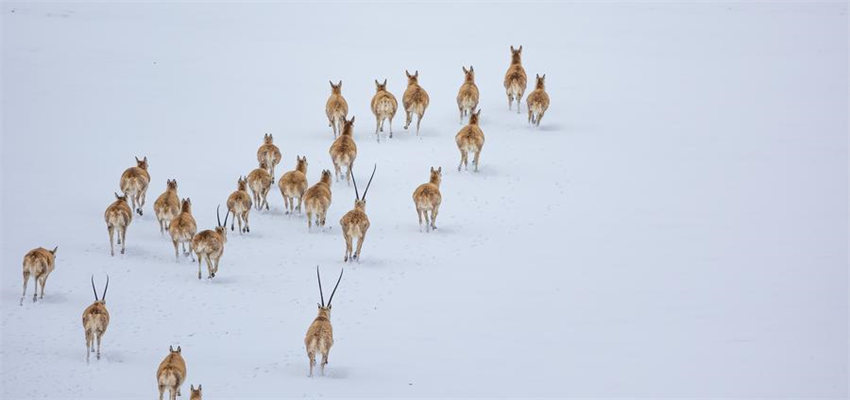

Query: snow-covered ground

[1,1,847,398]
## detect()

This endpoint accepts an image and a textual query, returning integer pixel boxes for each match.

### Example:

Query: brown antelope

[278,156,308,215]
[154,179,180,234]
[402,70,429,136]
[157,346,187,400]
[189,385,202,400]
[247,161,272,211]
[457,65,479,124]
[370,78,397,142]
[120,156,150,215]
[257,134,282,181]
[455,109,485,172]
[20,246,57,305]
[413,167,442,232]
[326,80,348,138]
[305,266,343,377]
[105,192,133,256]
[82,275,109,363]
[191,206,228,280]
[329,116,357,184]
[504,45,527,113]
[303,170,332,230]
[527,74,550,127]
[226,176,252,233]
[169,198,197,262]
[340,165,375,262]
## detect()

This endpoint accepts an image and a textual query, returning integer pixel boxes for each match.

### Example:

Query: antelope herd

[18,45,550,396]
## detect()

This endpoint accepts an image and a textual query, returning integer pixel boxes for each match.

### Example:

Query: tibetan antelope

[413,167,442,232]
[340,165,375,262]
[370,78,397,142]
[157,346,187,400]
[278,156,308,215]
[20,246,57,305]
[248,161,272,211]
[105,192,133,256]
[191,206,228,280]
[457,65,479,124]
[169,198,197,262]
[455,109,485,172]
[226,176,252,233]
[305,266,343,377]
[527,74,550,127]
[326,80,348,138]
[257,134,282,181]
[329,116,357,184]
[120,156,150,215]
[82,275,109,363]
[303,170,332,230]
[189,385,203,400]
[402,70,429,136]
[504,45,527,113]
[154,179,180,234]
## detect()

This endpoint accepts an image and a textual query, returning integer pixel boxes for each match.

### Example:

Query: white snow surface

[1,1,847,398]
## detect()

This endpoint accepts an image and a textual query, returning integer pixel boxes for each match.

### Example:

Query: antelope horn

[361,164,377,200]
[350,166,360,200]
[316,265,325,307]
[91,275,98,301]
[327,268,344,307]
[222,204,229,228]
[217,205,222,227]
[102,274,109,301]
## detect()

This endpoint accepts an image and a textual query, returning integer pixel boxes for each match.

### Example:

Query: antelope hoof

[120,249,125,254]
[32,295,37,303]
[97,353,101,360]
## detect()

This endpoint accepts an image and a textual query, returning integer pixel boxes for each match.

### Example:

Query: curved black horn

[361,164,377,200]
[350,166,360,201]
[91,275,99,301]
[216,205,222,227]
[316,265,325,307]
[327,268,344,307]
[222,205,229,228]
[102,274,109,301]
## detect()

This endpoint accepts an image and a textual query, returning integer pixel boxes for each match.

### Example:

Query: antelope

[120,156,150,215]
[402,70,429,136]
[169,198,197,262]
[226,177,252,233]
[278,156,308,215]
[303,170,332,230]
[325,80,348,138]
[370,78,398,142]
[154,179,180,234]
[329,116,357,184]
[340,165,375,262]
[20,246,57,305]
[189,385,203,400]
[413,167,442,232]
[82,275,109,363]
[191,206,228,280]
[247,161,272,211]
[527,74,550,127]
[157,346,187,400]
[305,266,343,377]
[105,192,133,256]
[504,45,527,113]
[457,65,479,124]
[257,134,282,181]
[455,109,485,172]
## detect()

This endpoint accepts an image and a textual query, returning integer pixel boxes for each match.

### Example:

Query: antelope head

[341,116,355,136]
[350,164,377,210]
[134,156,149,170]
[429,166,442,186]
[181,198,192,213]
[166,179,178,191]
[469,109,481,125]
[535,73,546,89]
[215,205,229,242]
[315,266,344,317]
[295,156,308,174]
[90,274,109,305]
[510,45,523,64]
[462,65,474,82]
[374,78,388,92]
[237,176,248,191]
[405,70,419,85]
[329,80,342,95]
[263,133,274,145]
[114,192,128,204]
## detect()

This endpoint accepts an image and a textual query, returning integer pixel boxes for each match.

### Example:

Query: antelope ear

[462,66,467,74]
[405,70,411,78]
[415,70,419,78]
[114,192,120,199]
[542,74,546,80]
[51,246,58,254]
[375,79,379,87]
[470,65,474,72]
[329,80,334,88]
[199,385,202,391]
[177,346,181,353]
[519,45,523,53]
[143,156,148,163]
[536,73,540,79]
[338,80,342,88]
[190,385,194,391]
[169,345,174,352]
[350,116,355,124]
[438,166,442,173]
[382,78,387,86]
[510,45,514,52]
[135,156,140,162]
